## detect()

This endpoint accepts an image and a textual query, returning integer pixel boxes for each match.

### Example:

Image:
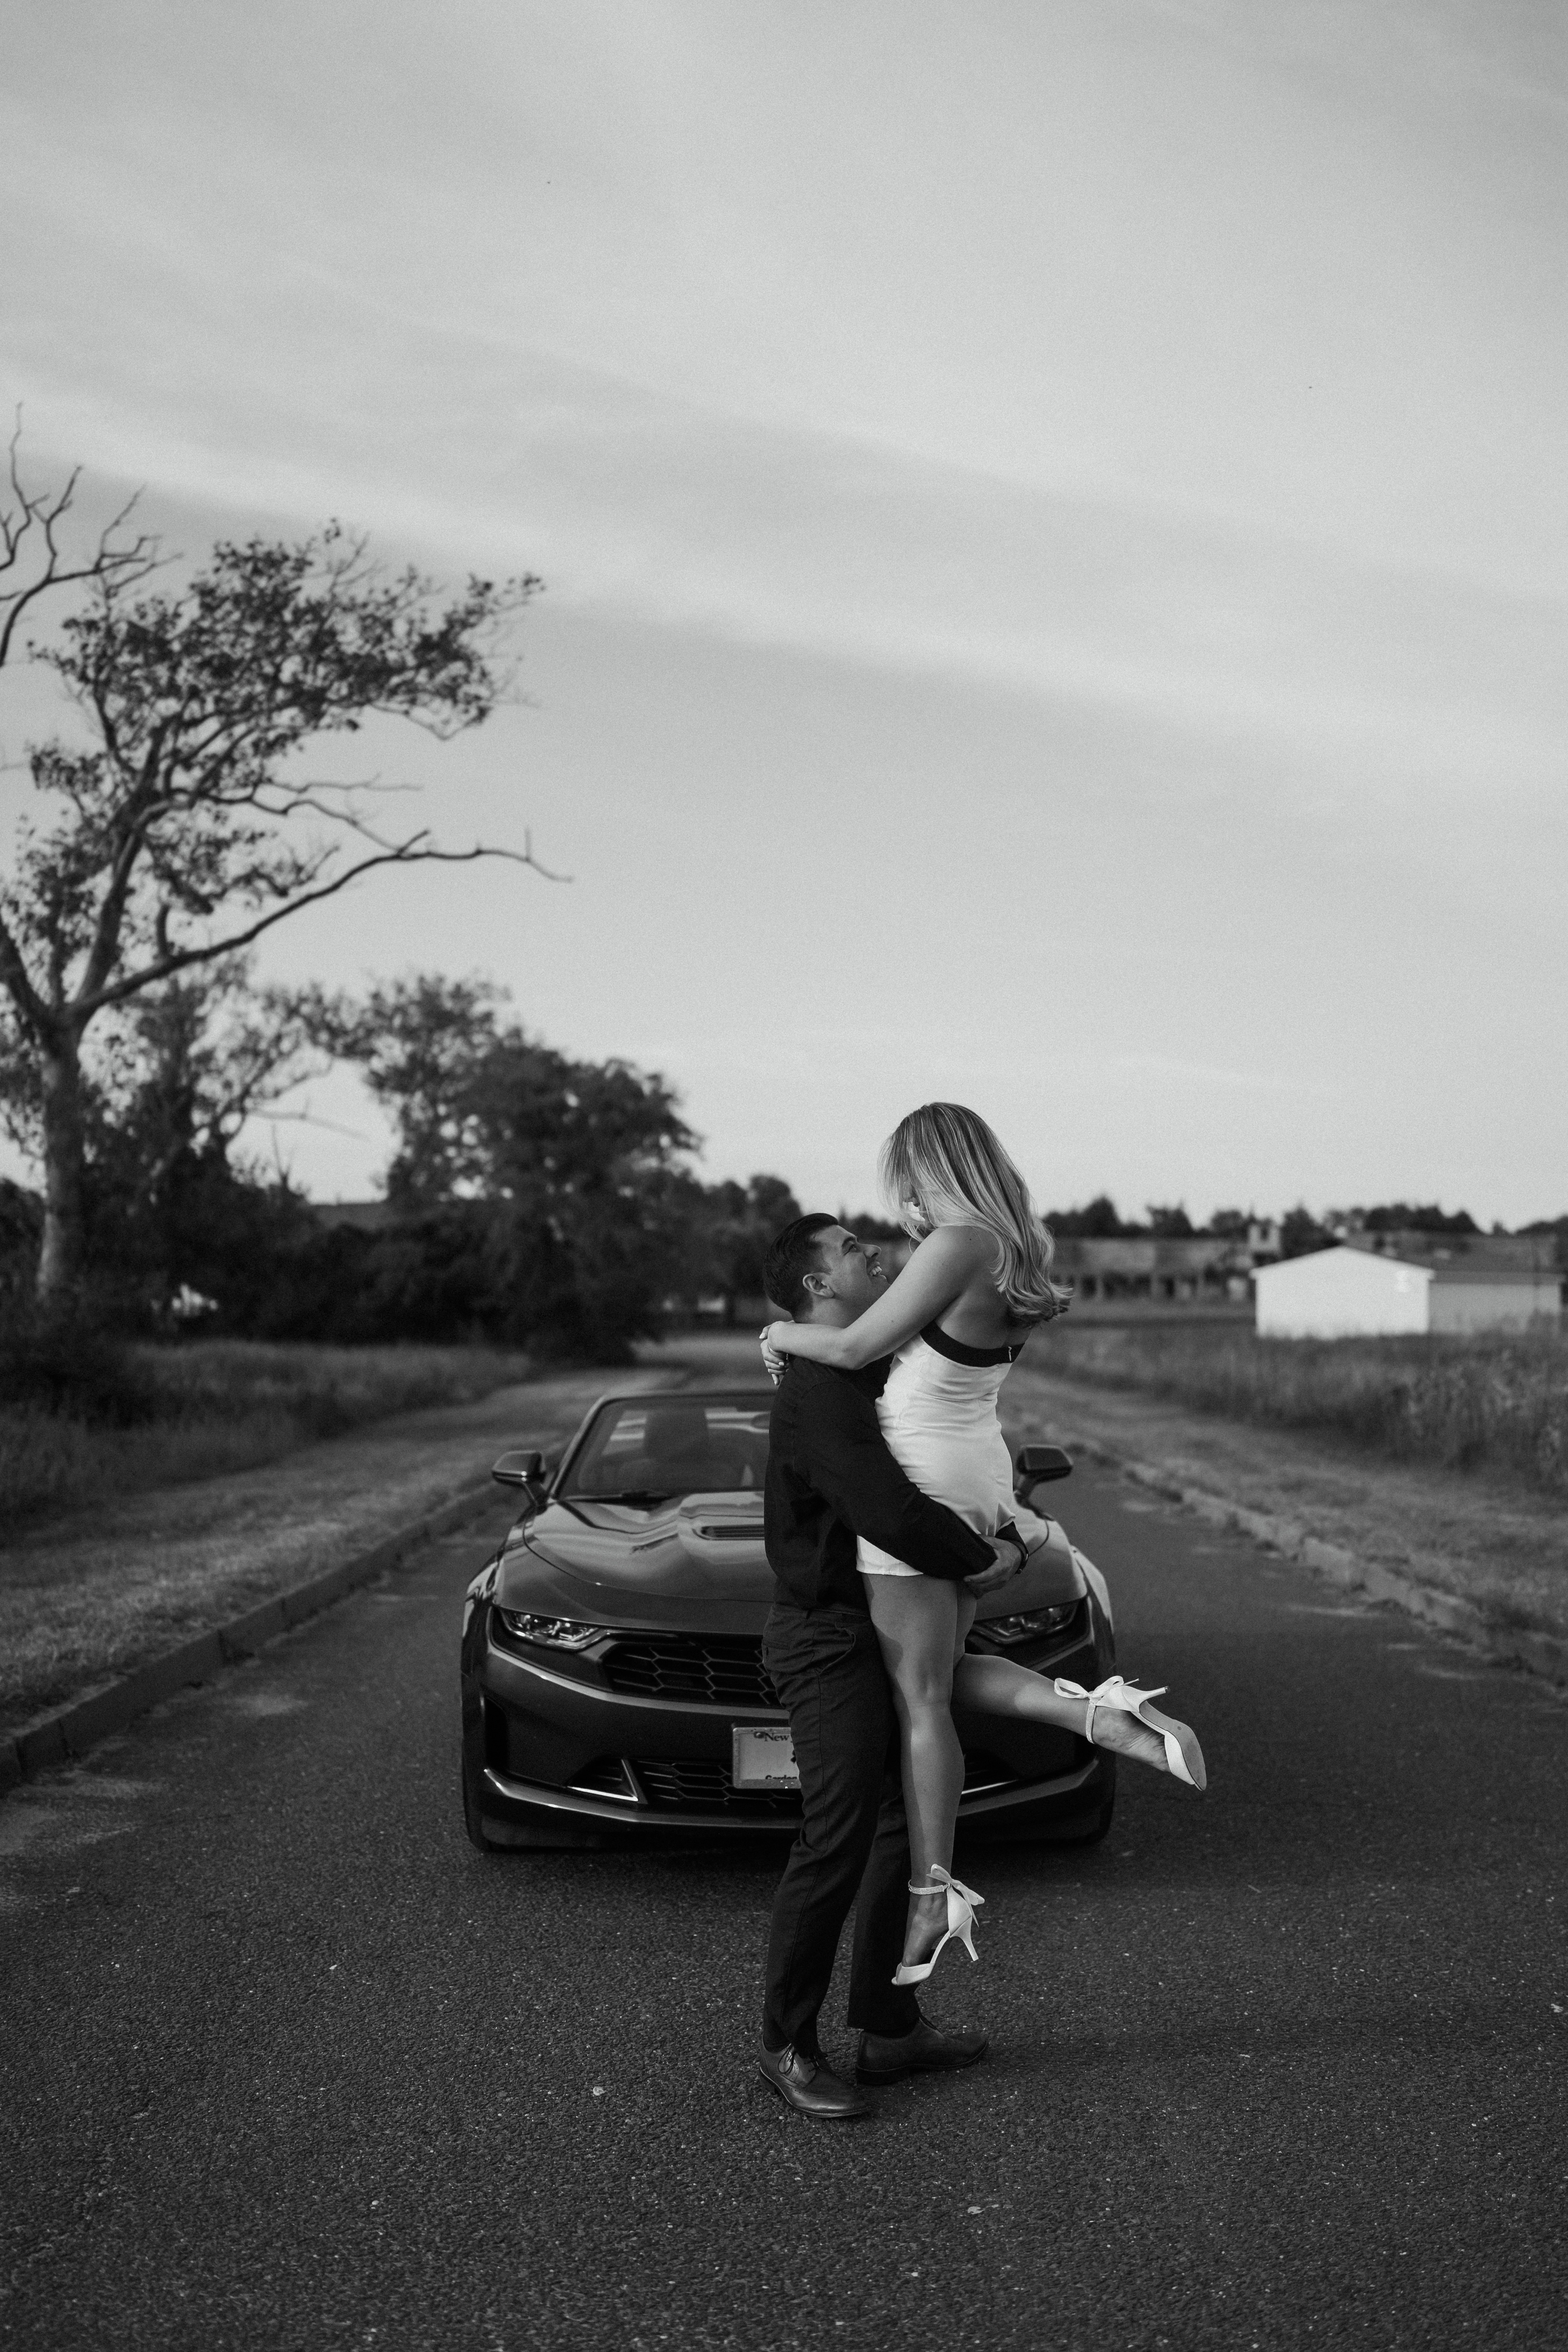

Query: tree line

[0,956,802,1357]
[4,430,1558,1377]
[1046,1196,1566,1261]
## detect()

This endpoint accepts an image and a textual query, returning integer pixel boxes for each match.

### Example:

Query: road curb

[0,1478,503,1798]
[1065,1434,1568,1688]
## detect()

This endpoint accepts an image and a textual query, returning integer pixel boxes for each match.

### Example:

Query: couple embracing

[757,1102,1206,2119]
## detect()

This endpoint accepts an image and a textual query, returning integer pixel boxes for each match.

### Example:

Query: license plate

[731,1725,800,1791]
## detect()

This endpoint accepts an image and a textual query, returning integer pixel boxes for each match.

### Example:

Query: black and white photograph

[1,5,1564,2347]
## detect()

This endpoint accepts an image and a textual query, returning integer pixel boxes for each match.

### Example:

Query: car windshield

[560,1397,773,1500]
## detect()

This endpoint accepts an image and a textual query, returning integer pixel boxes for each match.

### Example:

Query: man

[757,1213,1028,2120]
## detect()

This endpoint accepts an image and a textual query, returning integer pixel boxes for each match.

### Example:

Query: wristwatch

[995,1518,1032,1572]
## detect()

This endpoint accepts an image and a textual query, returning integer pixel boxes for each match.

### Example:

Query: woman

[763,1103,1205,1983]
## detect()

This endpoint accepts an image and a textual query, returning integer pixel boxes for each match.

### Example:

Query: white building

[1254,1245,1561,1338]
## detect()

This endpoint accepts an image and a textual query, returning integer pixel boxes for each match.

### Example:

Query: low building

[1051,1233,1267,1305]
[1254,1243,1560,1338]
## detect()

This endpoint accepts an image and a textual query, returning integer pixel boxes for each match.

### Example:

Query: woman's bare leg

[862,1576,976,1969]
[952,1654,1174,1773]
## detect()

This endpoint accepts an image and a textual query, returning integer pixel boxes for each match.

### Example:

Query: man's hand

[965,1535,1025,1596]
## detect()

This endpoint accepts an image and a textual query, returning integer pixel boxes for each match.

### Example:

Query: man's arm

[792,1376,995,1583]
[764,1226,987,1372]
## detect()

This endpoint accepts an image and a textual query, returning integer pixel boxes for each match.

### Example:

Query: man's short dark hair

[763,1213,837,1317]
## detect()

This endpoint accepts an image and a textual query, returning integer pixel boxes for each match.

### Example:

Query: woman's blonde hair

[880,1101,1069,1324]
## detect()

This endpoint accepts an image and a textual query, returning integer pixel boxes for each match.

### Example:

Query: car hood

[492,1492,1087,1629]
[506,1493,773,1600]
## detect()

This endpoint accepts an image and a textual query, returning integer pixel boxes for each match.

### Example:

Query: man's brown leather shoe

[757,2043,871,2119]
[855,2014,989,2085]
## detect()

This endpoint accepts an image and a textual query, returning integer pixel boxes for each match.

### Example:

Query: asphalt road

[2,1463,1565,2351]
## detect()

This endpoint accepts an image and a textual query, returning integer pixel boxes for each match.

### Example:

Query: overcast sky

[2,0,1564,1225]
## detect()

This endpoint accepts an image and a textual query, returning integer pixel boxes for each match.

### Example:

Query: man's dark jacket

[764,1356,992,1604]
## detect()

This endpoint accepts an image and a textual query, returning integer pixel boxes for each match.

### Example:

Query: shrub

[0,1338,533,1538]
[0,1408,100,1519]
[0,1293,151,1426]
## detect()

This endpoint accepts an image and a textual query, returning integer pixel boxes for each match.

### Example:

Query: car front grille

[568,1756,639,1802]
[629,1752,1020,1816]
[633,1757,800,1820]
[601,1633,777,1710]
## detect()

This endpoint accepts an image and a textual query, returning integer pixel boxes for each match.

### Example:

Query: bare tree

[0,433,549,1298]
[0,418,159,671]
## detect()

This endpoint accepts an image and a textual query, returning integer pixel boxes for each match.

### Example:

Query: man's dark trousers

[761,1601,921,2055]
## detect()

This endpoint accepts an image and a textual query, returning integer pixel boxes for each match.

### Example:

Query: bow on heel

[1056,1674,1207,1791]
[892,1864,984,1985]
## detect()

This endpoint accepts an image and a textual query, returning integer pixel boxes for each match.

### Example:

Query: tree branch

[0,417,161,670]
[82,839,567,1015]
[0,902,52,1038]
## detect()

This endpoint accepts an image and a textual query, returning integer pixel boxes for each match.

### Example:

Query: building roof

[1340,1231,1557,1274]
[1051,1236,1246,1275]
[1256,1243,1552,1289]
[1253,1247,1429,1286]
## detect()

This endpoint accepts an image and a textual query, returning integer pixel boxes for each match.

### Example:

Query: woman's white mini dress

[858,1320,1042,1576]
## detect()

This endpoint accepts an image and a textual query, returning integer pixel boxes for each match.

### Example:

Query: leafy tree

[0,1174,40,1290]
[247,1204,497,1348]
[702,1173,804,1321]
[1279,1204,1331,1259]
[325,971,509,1206]
[842,1210,905,1244]
[86,957,328,1317]
[0,435,544,1300]
[462,1043,696,1355]
[1044,1195,1140,1238]
[333,975,697,1357]
[0,949,327,1320]
[1360,1203,1479,1236]
[1145,1203,1195,1238]
[1519,1213,1568,1270]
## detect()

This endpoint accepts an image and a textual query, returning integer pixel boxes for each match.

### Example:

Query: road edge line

[0,1479,501,1797]
[1063,1434,1568,1688]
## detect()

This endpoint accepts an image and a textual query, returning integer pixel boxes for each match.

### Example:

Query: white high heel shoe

[1055,1675,1207,1791]
[892,1863,984,1985]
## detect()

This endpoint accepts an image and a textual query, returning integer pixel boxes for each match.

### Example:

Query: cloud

[16,336,1561,810]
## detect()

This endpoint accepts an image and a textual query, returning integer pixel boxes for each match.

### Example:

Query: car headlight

[977,1603,1078,1646]
[495,1609,609,1651]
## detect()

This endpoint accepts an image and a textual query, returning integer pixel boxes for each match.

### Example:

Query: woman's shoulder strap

[918,1319,1024,1367]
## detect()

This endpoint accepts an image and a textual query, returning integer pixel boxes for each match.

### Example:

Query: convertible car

[460,1385,1118,1851]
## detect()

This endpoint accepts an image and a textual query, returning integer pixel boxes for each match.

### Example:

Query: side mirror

[492,1449,548,1506]
[1015,1443,1073,1497]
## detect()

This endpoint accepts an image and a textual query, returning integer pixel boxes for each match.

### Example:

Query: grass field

[1040,1318,1568,1496]
[0,1340,532,1537]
